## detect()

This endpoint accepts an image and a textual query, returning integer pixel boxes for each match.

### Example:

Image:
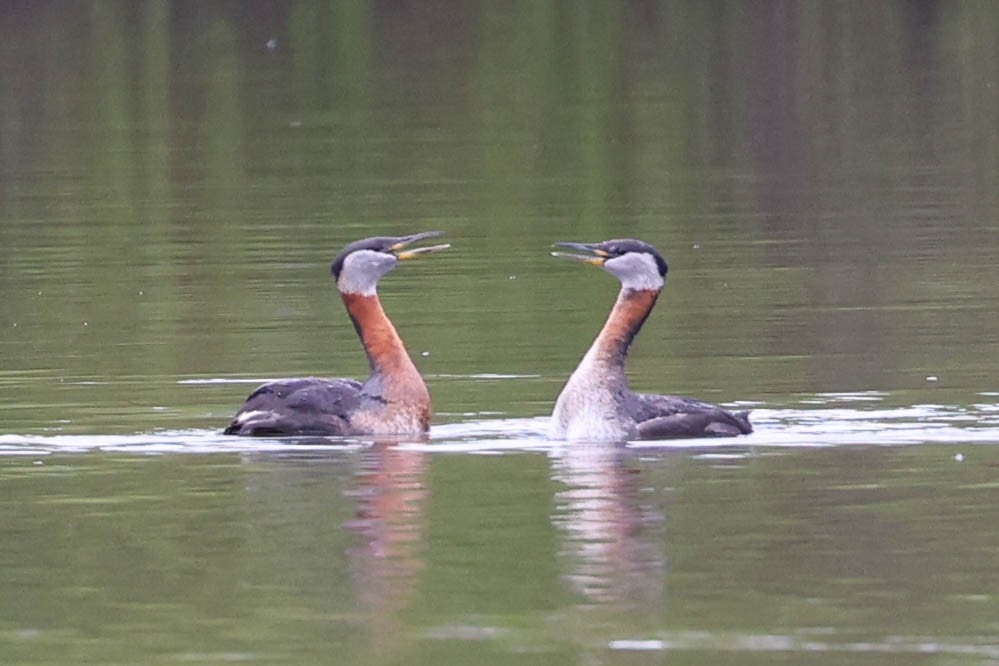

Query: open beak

[392,231,451,260]
[550,241,609,266]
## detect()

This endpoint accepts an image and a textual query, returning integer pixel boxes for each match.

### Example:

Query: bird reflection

[550,444,667,613]
[343,441,428,657]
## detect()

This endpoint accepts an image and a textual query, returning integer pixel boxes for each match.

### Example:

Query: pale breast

[349,402,429,436]
[550,381,636,441]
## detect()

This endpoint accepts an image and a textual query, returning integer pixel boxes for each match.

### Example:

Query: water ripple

[606,632,999,658]
[1,395,998,455]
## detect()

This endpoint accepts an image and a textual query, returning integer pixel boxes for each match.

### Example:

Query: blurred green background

[2,1,998,433]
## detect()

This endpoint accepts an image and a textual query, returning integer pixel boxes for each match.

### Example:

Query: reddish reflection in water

[344,442,428,658]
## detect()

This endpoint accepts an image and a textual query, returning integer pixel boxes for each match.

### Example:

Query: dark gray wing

[627,392,752,439]
[224,378,364,436]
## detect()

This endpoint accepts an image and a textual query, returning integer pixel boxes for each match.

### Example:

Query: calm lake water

[2,2,998,664]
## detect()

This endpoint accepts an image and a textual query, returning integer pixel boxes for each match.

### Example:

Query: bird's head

[331,231,450,295]
[551,238,668,291]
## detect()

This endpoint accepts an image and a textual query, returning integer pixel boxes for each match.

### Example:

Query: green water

[1,446,996,664]
[1,2,998,663]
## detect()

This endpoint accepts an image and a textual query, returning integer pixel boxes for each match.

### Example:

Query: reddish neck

[341,292,426,400]
[586,288,660,370]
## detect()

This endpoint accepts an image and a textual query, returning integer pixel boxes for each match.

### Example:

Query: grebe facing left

[224,231,450,437]
[549,239,752,441]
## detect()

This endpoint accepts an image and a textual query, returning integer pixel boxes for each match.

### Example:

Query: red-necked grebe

[549,239,752,441]
[224,232,450,437]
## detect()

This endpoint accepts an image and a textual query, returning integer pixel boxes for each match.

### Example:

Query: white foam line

[2,401,999,455]
[177,378,273,385]
[607,632,999,658]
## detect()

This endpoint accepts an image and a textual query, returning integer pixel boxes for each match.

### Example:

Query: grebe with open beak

[224,232,449,437]
[549,238,752,441]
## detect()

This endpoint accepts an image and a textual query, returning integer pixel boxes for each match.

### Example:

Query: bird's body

[224,232,449,437]
[224,378,363,436]
[549,239,752,441]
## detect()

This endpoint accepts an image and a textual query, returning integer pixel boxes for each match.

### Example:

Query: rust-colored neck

[587,288,660,370]
[341,292,427,402]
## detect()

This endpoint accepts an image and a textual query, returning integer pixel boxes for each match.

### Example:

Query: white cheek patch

[337,251,396,295]
[337,273,377,296]
[604,253,665,291]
